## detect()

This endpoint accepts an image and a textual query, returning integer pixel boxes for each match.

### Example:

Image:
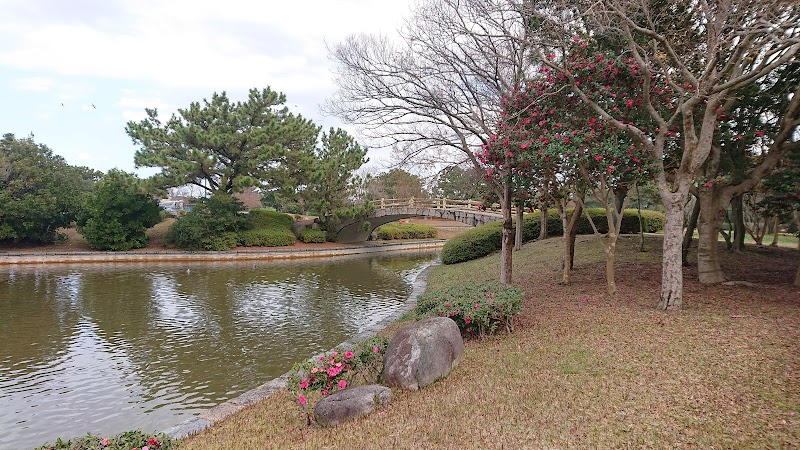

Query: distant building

[159,199,186,216]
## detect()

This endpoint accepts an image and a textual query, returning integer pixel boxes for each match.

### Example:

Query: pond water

[0,251,437,449]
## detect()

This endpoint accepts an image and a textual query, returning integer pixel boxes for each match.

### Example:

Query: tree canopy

[0,133,97,244]
[127,87,320,195]
[304,128,369,226]
[78,169,162,251]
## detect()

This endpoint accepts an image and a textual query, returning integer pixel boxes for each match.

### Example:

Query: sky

[0,0,415,176]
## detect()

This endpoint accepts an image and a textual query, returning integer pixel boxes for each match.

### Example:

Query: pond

[0,250,437,449]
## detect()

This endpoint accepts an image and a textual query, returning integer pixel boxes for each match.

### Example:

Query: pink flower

[299,394,307,405]
[465,317,472,324]
[322,389,329,396]
[607,165,615,172]
[299,380,309,389]
[345,351,353,359]
[475,303,480,309]
[143,446,150,450]
[101,438,110,446]
[332,351,338,357]
[338,380,347,389]
[594,155,602,161]
[626,99,634,108]
[734,134,742,140]
[373,346,380,353]
[755,131,765,137]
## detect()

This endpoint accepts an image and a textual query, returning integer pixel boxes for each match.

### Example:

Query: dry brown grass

[0,219,177,253]
[181,235,800,449]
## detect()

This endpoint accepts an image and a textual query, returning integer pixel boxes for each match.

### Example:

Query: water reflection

[0,251,436,449]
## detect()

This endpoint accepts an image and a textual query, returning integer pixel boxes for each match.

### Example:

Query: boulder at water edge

[313,384,393,427]
[382,316,464,390]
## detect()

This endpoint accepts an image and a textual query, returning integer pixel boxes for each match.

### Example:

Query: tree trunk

[696,188,727,284]
[636,183,644,252]
[658,196,685,310]
[795,263,800,286]
[731,195,746,252]
[539,207,548,240]
[560,208,571,284]
[605,208,618,296]
[682,197,700,266]
[514,204,523,251]
[613,185,628,224]
[796,211,800,251]
[560,200,582,284]
[568,203,581,270]
[499,186,513,283]
[770,216,780,247]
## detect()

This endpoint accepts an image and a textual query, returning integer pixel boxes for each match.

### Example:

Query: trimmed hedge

[375,222,438,240]
[298,228,326,243]
[238,228,296,247]
[245,209,294,230]
[441,208,665,265]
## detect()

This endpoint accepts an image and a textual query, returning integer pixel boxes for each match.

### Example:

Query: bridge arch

[333,205,502,243]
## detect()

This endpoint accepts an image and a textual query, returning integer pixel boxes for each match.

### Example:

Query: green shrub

[375,222,438,240]
[35,430,177,450]
[167,194,247,250]
[441,208,665,265]
[440,222,503,264]
[415,282,523,335]
[299,228,326,243]
[238,228,296,247]
[77,170,162,251]
[245,209,294,230]
[637,209,666,233]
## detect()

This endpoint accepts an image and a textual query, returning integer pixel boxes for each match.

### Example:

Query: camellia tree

[127,87,320,196]
[521,0,800,308]
[484,58,655,293]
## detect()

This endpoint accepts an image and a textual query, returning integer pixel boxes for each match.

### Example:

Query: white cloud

[14,76,54,91]
[0,0,413,93]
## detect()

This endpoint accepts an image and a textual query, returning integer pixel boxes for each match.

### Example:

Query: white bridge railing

[370,198,509,213]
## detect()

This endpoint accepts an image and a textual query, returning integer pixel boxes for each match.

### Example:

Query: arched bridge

[334,198,503,243]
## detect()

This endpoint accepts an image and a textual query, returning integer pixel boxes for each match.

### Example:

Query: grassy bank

[181,235,800,449]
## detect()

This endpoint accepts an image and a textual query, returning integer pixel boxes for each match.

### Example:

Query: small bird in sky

[60,103,64,107]
[91,103,96,109]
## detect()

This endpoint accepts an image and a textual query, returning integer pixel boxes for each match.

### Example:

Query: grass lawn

[180,235,800,449]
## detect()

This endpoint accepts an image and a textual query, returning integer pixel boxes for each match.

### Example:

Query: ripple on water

[0,252,437,449]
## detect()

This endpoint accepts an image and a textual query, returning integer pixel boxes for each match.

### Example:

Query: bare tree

[326,0,535,282]
[521,0,800,309]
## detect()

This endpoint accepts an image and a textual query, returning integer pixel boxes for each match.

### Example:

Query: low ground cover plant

[286,336,388,425]
[36,430,176,450]
[414,282,523,335]
[375,222,438,240]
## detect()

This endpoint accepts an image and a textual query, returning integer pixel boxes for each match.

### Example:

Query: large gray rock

[382,316,464,390]
[313,384,392,427]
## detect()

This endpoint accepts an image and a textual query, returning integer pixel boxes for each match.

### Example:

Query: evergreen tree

[126,87,320,195]
[78,169,162,251]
